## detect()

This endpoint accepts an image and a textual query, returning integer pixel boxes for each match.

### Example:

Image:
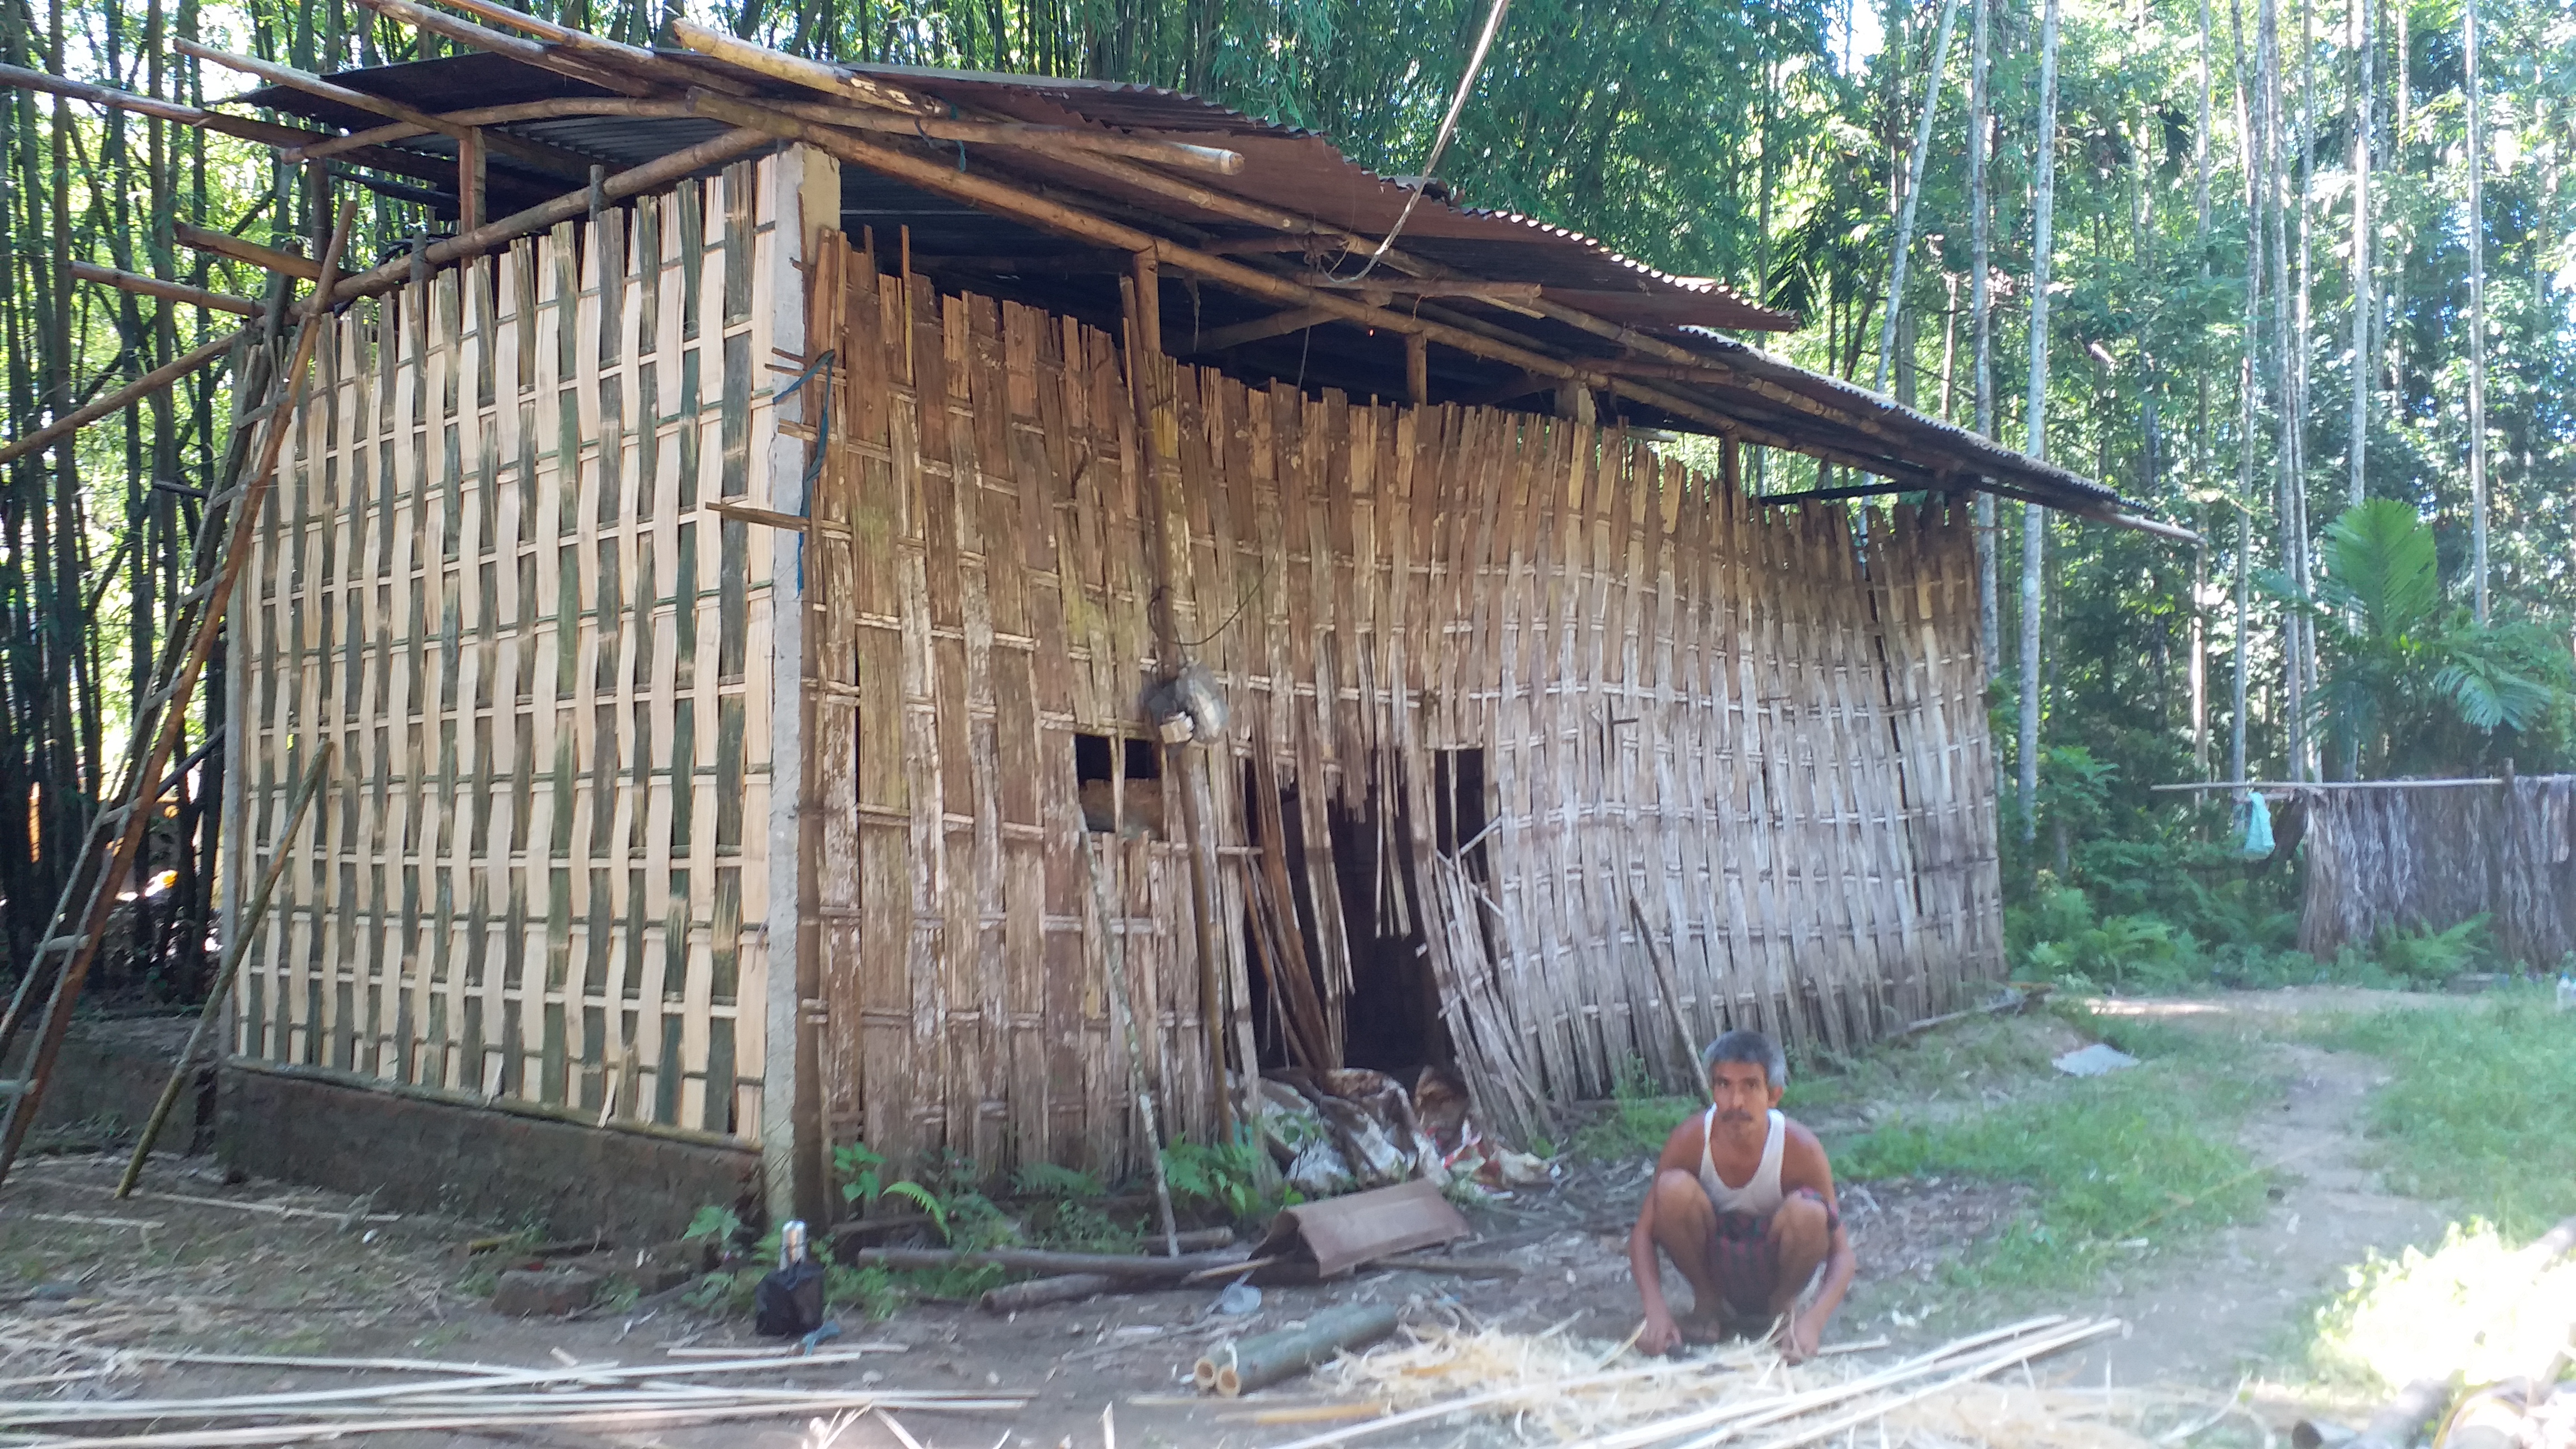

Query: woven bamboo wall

[2300,776,2576,965]
[806,237,2004,1175]
[226,155,800,1143]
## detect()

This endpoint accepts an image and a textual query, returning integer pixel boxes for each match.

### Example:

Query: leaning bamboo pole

[0,195,354,1183]
[0,327,242,468]
[70,261,263,318]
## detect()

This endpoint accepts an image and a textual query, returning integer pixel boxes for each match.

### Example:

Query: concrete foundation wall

[215,1067,760,1241]
[37,1021,757,1241]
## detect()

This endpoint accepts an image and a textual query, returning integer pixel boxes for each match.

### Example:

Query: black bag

[754,1259,826,1338]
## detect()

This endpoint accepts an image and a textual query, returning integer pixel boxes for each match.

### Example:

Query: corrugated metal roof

[226,45,2170,528]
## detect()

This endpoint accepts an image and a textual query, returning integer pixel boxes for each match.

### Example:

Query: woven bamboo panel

[230,156,795,1142]
[2300,775,2576,964]
[809,238,2007,1170]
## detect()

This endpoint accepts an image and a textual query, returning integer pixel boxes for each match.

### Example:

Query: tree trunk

[1970,0,1997,681]
[1874,0,1962,395]
[2465,0,2488,622]
[2019,0,2060,846]
[2347,0,2370,510]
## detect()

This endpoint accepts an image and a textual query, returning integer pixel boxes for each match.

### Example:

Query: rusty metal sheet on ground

[1254,1178,1471,1278]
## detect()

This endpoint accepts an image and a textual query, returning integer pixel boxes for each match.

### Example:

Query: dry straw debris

[1311,1317,2222,1449]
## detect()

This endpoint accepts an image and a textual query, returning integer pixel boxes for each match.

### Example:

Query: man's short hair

[1702,1030,1787,1090]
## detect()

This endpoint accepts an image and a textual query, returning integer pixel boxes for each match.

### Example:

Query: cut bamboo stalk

[1194,1304,1400,1396]
[70,261,262,318]
[6,1396,1029,1449]
[0,1347,935,1424]
[116,745,333,1196]
[0,327,243,469]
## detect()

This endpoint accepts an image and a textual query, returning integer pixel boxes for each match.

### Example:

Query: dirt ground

[0,987,2472,1449]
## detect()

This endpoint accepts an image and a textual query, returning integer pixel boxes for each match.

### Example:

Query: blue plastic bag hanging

[2237,792,2274,859]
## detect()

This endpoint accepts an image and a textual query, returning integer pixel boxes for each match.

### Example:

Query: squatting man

[1627,1030,1855,1362]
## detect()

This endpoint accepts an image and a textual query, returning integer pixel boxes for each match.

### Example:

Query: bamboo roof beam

[422,0,775,100]
[281,99,692,164]
[0,61,424,173]
[342,0,646,97]
[174,224,322,281]
[324,125,776,302]
[71,262,263,319]
[680,89,1611,390]
[1185,306,1342,353]
[759,98,1243,174]
[0,329,243,470]
[180,39,600,178]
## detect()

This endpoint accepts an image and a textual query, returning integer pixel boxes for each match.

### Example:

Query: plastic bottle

[2558,973,2575,1012]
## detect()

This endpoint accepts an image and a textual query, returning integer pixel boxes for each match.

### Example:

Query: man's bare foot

[1674,1311,1731,1346]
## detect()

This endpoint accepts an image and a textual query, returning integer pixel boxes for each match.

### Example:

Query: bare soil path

[0,987,2476,1449]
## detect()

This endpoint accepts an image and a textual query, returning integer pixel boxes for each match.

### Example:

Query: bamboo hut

[25,14,2189,1221]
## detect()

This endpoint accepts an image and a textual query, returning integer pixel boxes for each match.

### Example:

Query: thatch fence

[2299,775,2576,967]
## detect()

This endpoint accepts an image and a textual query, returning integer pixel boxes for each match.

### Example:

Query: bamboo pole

[0,61,420,168]
[177,40,594,177]
[759,97,1244,173]
[0,327,242,468]
[174,222,321,280]
[280,99,693,164]
[70,261,262,318]
[115,744,332,1196]
[323,127,776,302]
[0,195,354,1185]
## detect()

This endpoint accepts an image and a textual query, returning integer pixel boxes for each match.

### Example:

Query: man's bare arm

[1628,1116,1703,1354]
[1779,1123,1857,1358]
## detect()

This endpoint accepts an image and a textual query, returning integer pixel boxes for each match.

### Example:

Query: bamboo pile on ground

[0,1344,1017,1448]
[1294,1315,2205,1449]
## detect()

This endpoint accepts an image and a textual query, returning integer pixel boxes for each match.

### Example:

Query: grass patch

[1832,1029,2280,1294]
[2308,990,2576,1238]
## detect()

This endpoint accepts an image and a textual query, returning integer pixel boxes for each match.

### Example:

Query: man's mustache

[1717,1108,1756,1120]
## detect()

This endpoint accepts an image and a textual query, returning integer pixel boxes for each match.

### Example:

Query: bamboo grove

[2,0,2572,1002]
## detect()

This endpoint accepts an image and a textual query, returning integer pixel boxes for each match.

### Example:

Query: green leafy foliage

[1836,1036,2279,1292]
[1569,1055,1698,1162]
[1161,1131,1275,1220]
[2312,992,2576,1238]
[2293,501,2576,775]
[681,1204,744,1246]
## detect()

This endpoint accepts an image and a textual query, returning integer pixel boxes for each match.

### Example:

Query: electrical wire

[1344,0,1513,283]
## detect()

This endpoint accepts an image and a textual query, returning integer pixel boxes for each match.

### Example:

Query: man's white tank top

[1697,1106,1787,1216]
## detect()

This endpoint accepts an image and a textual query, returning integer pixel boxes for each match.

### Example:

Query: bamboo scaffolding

[0,196,356,1184]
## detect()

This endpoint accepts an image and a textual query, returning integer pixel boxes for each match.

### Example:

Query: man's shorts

[1708,1187,1838,1319]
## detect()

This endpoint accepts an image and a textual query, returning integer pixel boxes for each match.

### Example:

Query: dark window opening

[1434,748,1490,868]
[1123,736,1161,781]
[1076,732,1115,834]
[1074,731,1160,837]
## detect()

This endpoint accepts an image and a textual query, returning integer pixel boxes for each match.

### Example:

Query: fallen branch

[978,1275,1118,1313]
[846,1244,1253,1280]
